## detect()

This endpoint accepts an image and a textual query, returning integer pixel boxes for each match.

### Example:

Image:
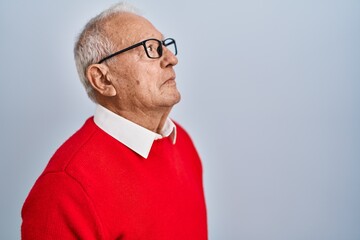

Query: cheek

[121,62,162,94]
[138,68,162,89]
[130,75,157,97]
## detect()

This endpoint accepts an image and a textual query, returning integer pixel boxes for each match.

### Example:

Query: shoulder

[43,117,98,173]
[171,120,204,177]
[172,120,192,140]
[41,117,133,184]
[172,120,200,156]
[44,117,123,174]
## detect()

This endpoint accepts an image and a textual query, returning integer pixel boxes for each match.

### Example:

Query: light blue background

[1,0,359,239]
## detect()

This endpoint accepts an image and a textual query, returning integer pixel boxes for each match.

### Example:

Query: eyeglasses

[98,38,177,64]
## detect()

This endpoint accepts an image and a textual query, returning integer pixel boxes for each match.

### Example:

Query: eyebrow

[141,34,165,42]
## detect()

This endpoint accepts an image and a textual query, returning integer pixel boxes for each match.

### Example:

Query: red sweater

[22,118,207,239]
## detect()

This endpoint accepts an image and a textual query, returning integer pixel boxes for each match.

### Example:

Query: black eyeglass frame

[98,38,177,64]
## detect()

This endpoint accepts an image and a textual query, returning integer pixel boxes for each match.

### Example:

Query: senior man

[21,2,207,239]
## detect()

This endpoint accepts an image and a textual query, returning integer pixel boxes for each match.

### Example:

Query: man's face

[103,13,180,113]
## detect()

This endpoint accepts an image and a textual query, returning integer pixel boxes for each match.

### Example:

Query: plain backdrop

[1,0,359,239]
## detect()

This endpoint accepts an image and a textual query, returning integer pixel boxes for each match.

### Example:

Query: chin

[161,92,181,107]
[171,91,181,104]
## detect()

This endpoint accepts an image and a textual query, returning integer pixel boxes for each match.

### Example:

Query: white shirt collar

[93,104,177,159]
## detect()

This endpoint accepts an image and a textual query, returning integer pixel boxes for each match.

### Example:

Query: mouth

[163,76,176,85]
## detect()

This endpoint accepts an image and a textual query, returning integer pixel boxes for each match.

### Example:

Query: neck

[101,102,172,134]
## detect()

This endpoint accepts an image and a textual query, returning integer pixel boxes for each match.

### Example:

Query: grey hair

[74,2,141,102]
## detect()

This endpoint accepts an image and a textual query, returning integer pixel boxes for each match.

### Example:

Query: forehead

[103,13,163,46]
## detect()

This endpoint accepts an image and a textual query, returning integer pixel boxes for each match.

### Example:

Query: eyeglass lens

[144,39,177,58]
[145,40,163,58]
[163,39,177,56]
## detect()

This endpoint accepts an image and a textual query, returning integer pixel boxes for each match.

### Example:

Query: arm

[21,172,104,240]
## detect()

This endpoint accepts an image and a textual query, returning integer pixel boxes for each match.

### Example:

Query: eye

[147,44,155,53]
[144,39,162,58]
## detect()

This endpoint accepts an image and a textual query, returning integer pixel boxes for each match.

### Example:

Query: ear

[86,64,117,97]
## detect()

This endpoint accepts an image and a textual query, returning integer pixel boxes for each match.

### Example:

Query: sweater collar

[93,104,176,159]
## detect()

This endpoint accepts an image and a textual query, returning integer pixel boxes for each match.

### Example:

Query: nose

[160,47,178,68]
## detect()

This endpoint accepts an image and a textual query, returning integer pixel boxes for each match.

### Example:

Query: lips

[163,75,176,85]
